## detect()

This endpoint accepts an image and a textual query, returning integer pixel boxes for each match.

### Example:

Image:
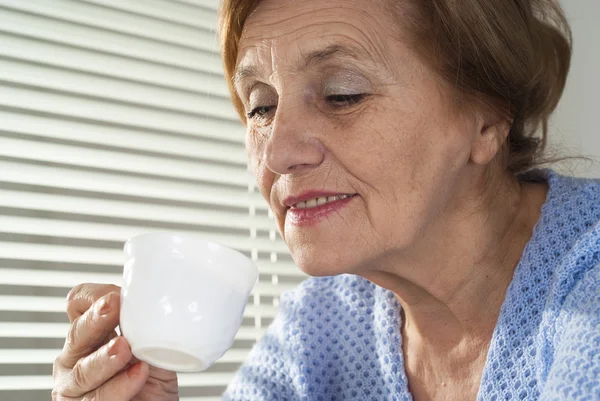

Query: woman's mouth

[291,194,355,209]
[287,193,358,226]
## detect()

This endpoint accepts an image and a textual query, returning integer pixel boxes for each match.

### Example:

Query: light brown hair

[218,0,572,174]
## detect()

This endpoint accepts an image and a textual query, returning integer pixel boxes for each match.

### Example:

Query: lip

[283,191,358,227]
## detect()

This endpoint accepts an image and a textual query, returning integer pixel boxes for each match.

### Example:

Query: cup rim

[124,231,259,277]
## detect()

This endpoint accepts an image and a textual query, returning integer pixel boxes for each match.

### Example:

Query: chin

[289,243,366,278]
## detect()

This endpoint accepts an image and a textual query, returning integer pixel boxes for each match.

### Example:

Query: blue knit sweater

[224,171,600,401]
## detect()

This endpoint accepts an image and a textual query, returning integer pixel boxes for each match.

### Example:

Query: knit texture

[224,171,600,401]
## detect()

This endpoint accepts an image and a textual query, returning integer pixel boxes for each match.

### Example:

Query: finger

[128,354,178,382]
[58,336,133,398]
[59,291,120,368]
[66,283,121,322]
[91,362,150,401]
[53,362,149,401]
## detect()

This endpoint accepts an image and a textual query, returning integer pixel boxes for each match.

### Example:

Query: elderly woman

[52,0,600,400]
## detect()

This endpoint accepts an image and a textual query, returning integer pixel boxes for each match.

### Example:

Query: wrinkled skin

[235,0,547,400]
[236,0,500,278]
[52,284,179,401]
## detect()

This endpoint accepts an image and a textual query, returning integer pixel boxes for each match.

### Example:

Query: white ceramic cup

[119,232,258,372]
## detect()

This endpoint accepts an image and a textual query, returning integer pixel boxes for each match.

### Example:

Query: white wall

[552,0,600,177]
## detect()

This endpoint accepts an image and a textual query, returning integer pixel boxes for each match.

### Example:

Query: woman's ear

[470,116,511,165]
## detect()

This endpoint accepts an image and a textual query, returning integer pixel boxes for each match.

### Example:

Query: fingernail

[98,298,110,316]
[127,362,144,378]
[107,337,119,357]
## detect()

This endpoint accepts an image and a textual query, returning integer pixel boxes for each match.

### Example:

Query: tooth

[306,198,318,208]
[293,194,356,209]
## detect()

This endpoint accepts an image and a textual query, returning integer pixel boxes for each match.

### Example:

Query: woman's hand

[52,283,179,401]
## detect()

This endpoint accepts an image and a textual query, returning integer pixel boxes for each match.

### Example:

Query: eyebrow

[301,44,362,68]
[233,44,364,87]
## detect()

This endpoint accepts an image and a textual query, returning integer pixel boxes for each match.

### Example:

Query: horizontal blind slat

[0,348,248,364]
[0,322,264,340]
[0,273,294,299]
[173,0,219,11]
[0,58,235,118]
[180,398,223,401]
[0,299,277,324]
[0,109,244,164]
[0,322,67,338]
[0,7,222,68]
[178,372,235,387]
[0,160,268,210]
[0,189,275,231]
[0,373,235,390]
[0,136,247,186]
[0,266,295,294]
[0,242,302,277]
[0,86,243,141]
[0,376,53,391]
[0,136,246,186]
[81,0,217,29]
[1,0,216,50]
[0,33,227,91]
[0,295,287,313]
[0,215,289,253]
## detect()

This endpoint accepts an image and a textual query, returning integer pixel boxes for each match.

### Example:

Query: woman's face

[235,0,489,276]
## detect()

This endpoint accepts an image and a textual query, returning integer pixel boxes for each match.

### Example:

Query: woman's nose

[263,103,325,176]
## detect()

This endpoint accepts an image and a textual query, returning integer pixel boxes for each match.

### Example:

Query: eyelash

[325,94,366,108]
[246,94,366,120]
[247,106,274,119]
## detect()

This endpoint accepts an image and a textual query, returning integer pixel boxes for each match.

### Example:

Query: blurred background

[0,0,597,400]
[0,0,304,399]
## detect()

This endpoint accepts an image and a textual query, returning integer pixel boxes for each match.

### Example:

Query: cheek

[335,102,427,188]
[246,131,274,202]
[352,96,468,183]
[331,99,469,244]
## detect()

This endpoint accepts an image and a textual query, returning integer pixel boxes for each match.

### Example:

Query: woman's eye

[326,94,365,108]
[247,106,274,119]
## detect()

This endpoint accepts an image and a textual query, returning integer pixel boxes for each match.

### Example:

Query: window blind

[0,0,304,400]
